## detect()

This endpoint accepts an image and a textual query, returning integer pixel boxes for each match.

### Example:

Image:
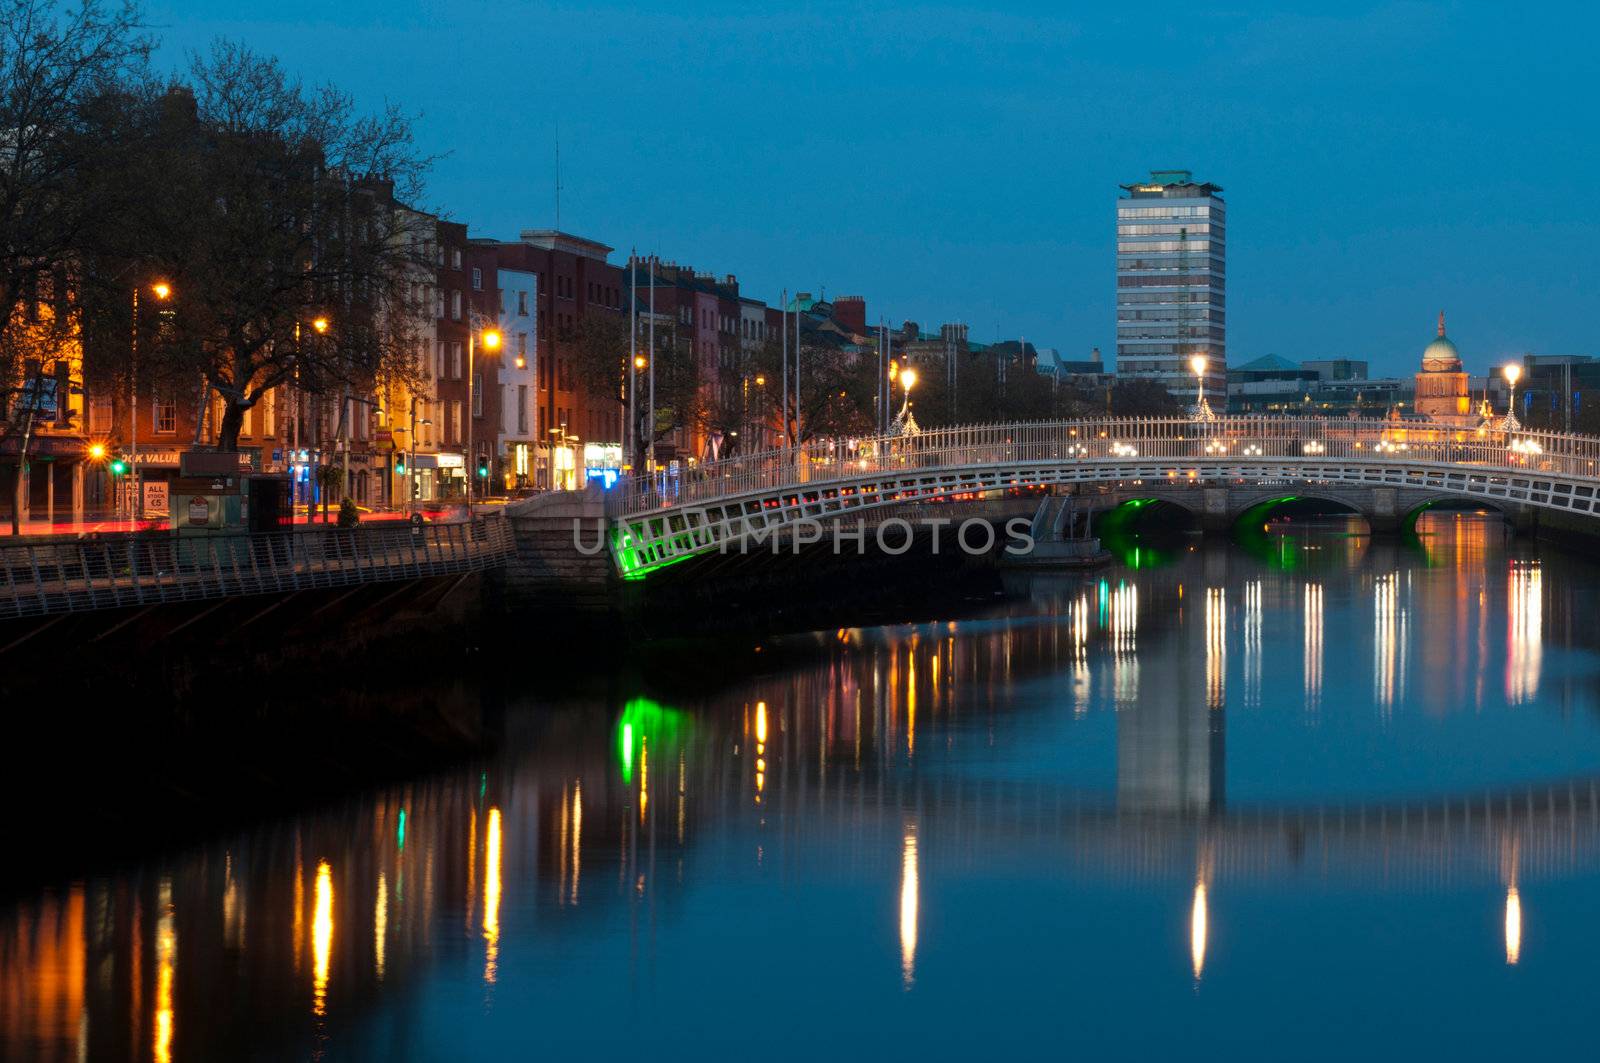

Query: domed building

[1413,311,1473,425]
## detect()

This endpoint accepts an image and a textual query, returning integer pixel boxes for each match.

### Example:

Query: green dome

[1421,312,1462,373]
[1421,334,1461,373]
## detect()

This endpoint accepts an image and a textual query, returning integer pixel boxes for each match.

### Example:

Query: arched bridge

[604,416,1600,577]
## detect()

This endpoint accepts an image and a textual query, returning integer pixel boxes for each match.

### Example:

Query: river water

[5,513,1600,1060]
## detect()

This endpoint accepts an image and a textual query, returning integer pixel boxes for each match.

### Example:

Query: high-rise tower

[1116,171,1226,407]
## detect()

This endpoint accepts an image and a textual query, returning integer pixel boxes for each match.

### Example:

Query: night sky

[151,1,1599,375]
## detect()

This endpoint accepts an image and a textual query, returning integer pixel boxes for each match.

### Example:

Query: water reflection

[155,878,174,1063]
[1304,582,1324,718]
[900,825,919,990]
[312,861,333,1018]
[1508,562,1543,704]
[5,515,1600,1057]
[484,807,502,986]
[1505,887,1522,966]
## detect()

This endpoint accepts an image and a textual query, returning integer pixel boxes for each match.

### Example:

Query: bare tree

[0,0,148,389]
[119,41,433,451]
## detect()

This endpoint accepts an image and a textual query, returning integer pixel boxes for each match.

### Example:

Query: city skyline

[150,1,1600,374]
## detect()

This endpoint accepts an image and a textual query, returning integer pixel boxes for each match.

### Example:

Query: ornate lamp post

[1190,353,1215,422]
[1503,363,1522,432]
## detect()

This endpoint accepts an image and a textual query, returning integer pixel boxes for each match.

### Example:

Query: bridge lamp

[1503,363,1522,418]
[88,442,106,460]
[312,316,330,334]
[1189,354,1208,411]
[634,354,648,370]
[151,282,172,301]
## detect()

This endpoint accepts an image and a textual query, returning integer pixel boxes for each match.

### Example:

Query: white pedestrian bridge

[604,415,1600,578]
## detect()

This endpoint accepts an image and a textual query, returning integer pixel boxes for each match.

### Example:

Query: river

[4,512,1600,1060]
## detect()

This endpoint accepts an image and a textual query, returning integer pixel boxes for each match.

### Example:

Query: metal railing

[608,416,1600,516]
[0,517,516,621]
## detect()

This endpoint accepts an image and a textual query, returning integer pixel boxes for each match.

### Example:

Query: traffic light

[475,455,490,479]
[394,456,407,475]
[108,455,128,476]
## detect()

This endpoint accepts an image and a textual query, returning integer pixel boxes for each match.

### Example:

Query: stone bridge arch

[1082,481,1517,534]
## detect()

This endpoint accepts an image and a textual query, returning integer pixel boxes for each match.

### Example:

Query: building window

[435,290,445,318]
[518,291,528,315]
[154,400,176,434]
[436,340,446,379]
[451,341,463,378]
[472,267,482,291]
[450,290,462,320]
[473,373,484,417]
[450,400,462,444]
[452,248,462,269]
[517,384,528,434]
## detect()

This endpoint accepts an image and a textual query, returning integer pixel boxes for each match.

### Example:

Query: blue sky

[152,1,1598,375]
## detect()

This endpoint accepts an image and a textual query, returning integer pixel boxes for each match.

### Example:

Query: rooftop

[1120,169,1223,198]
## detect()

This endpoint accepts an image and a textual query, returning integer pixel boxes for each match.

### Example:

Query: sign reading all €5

[143,481,169,517]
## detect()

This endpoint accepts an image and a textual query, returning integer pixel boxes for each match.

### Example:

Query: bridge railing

[607,416,1600,516]
[0,517,516,621]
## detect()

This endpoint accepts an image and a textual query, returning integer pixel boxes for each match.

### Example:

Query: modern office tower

[1116,170,1226,408]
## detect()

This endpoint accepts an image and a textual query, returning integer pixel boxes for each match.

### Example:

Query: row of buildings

[0,219,955,524]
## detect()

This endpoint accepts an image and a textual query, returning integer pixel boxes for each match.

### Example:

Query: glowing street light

[1190,354,1213,420]
[466,325,504,502]
[129,281,174,523]
[1503,363,1523,430]
[312,316,330,334]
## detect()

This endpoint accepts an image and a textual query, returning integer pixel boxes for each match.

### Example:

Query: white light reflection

[1505,887,1522,966]
[1111,582,1139,704]
[899,826,919,989]
[1373,573,1408,715]
[1242,580,1262,708]
[1190,881,1208,980]
[1070,594,1091,716]
[1303,583,1323,718]
[1205,587,1226,709]
[1507,561,1542,704]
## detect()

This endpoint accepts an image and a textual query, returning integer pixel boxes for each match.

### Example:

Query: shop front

[583,442,623,488]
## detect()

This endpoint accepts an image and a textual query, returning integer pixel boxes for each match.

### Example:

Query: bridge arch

[1402,495,1511,532]
[1232,494,1368,534]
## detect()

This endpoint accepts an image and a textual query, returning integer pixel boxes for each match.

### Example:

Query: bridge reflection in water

[3,515,1599,1057]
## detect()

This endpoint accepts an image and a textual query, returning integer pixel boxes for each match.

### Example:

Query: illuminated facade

[0,274,89,525]
[1116,170,1226,407]
[1413,311,1474,425]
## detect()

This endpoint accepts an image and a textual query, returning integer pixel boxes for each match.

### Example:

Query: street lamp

[1189,354,1210,419]
[466,325,502,504]
[898,367,917,420]
[129,280,172,523]
[1503,363,1522,430]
